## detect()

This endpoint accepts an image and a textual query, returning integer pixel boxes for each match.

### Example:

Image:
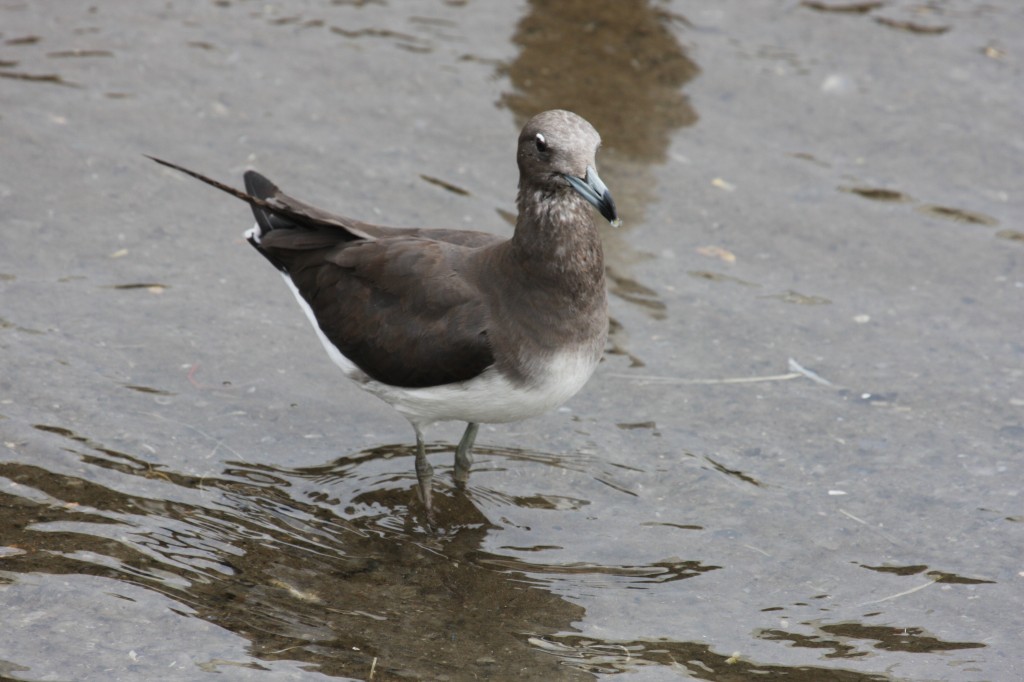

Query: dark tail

[150,155,372,273]
[242,170,280,242]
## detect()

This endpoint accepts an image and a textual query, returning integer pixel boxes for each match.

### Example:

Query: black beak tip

[599,191,619,226]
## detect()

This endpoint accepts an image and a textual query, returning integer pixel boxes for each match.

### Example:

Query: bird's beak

[564,166,621,227]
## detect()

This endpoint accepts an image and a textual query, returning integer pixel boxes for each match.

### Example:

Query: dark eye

[534,133,548,153]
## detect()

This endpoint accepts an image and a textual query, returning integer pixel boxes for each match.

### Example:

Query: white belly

[367,348,598,427]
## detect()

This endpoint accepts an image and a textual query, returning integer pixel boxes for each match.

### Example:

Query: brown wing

[240,172,502,387]
[149,157,502,387]
[272,236,497,388]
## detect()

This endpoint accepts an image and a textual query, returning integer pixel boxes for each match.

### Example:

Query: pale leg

[453,422,479,488]
[413,426,434,513]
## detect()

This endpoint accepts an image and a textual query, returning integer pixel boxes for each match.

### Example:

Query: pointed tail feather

[147,156,278,215]
[148,155,373,240]
[147,155,292,268]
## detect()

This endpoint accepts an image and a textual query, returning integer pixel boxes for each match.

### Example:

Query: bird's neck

[511,186,606,298]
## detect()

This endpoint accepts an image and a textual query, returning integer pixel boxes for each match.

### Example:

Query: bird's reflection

[6,422,970,679]
[1,425,607,679]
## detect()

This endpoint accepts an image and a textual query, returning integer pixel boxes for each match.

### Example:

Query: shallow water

[2,1,1022,680]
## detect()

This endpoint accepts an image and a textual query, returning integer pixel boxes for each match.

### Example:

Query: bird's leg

[453,422,479,489]
[413,427,434,514]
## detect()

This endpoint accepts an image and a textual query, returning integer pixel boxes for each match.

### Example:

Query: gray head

[517,110,619,226]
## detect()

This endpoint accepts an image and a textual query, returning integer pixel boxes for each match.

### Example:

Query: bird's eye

[534,133,548,153]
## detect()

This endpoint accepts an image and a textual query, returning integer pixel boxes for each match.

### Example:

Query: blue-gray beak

[564,166,621,227]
